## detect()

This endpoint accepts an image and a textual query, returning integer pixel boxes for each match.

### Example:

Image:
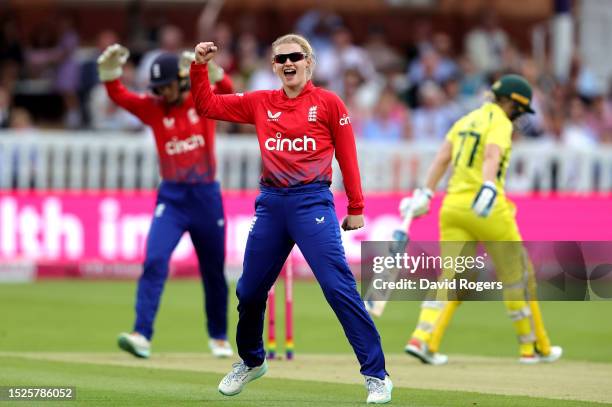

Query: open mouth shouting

[283,67,297,81]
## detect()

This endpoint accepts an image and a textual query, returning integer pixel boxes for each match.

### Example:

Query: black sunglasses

[273,52,306,64]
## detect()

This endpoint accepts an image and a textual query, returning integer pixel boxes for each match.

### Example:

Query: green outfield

[1,280,611,406]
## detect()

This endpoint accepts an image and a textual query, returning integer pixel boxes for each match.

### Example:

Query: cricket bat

[364,206,414,317]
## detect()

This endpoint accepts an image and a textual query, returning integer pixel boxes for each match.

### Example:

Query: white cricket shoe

[117,332,151,359]
[365,375,393,404]
[405,338,448,365]
[218,360,268,396]
[209,339,234,358]
[519,345,563,364]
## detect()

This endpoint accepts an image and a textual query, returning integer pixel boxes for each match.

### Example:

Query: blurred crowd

[1,7,612,148]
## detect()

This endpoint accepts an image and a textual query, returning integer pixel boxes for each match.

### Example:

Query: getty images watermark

[361,241,612,302]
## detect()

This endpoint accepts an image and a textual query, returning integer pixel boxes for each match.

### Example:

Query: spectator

[441,75,465,121]
[457,55,486,101]
[465,9,508,74]
[560,97,599,190]
[500,41,523,74]
[26,16,81,128]
[431,32,459,79]
[568,53,606,99]
[407,46,454,86]
[211,22,237,74]
[295,1,343,54]
[587,95,612,143]
[79,30,120,128]
[0,15,24,80]
[9,107,35,131]
[541,108,565,143]
[235,32,261,83]
[125,0,152,54]
[411,81,456,141]
[315,26,377,96]
[247,47,281,91]
[89,60,143,132]
[57,18,81,128]
[562,97,598,149]
[0,86,10,128]
[517,57,547,138]
[342,68,371,135]
[363,26,404,73]
[404,48,449,108]
[404,19,433,64]
[7,107,37,189]
[361,87,411,142]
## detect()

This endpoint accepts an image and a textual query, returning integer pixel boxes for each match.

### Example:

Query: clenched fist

[194,42,218,64]
[341,214,365,231]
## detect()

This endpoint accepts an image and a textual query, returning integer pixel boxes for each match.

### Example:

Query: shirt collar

[280,80,314,100]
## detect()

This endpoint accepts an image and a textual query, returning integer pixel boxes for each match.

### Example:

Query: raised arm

[103,80,152,123]
[98,44,152,123]
[190,42,255,123]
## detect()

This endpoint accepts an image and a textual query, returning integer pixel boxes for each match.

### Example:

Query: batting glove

[471,181,497,217]
[399,187,433,218]
[97,44,130,82]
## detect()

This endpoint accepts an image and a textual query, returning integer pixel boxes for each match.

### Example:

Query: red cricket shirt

[104,75,233,183]
[190,62,364,215]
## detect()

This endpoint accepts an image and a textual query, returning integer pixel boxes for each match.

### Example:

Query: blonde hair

[271,33,316,79]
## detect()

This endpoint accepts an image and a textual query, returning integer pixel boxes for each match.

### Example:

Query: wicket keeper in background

[97,44,234,359]
[399,74,563,365]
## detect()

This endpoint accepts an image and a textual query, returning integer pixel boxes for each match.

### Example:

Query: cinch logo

[165,134,205,155]
[265,132,316,152]
[267,110,282,121]
[339,114,351,126]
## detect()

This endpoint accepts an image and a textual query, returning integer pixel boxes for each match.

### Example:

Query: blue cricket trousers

[134,181,228,341]
[236,182,387,379]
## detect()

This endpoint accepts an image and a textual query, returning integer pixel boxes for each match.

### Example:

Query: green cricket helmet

[491,74,535,114]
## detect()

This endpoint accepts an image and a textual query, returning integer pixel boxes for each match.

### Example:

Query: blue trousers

[134,181,228,341]
[236,182,387,379]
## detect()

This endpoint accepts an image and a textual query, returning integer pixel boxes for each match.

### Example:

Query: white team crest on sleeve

[308,105,318,122]
[267,110,282,121]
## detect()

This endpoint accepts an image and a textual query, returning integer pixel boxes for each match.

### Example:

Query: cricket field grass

[1,280,611,406]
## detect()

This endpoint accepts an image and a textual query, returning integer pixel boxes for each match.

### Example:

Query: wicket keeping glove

[207,60,225,85]
[97,44,130,82]
[399,187,433,218]
[471,181,497,217]
[178,51,195,78]
[180,50,224,84]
